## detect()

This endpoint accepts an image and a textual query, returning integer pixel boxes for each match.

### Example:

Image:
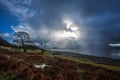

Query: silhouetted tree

[13,31,35,53]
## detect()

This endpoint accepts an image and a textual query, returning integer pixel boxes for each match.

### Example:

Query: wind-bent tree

[13,31,36,53]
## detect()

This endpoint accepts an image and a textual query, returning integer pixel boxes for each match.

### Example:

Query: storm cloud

[1,0,120,58]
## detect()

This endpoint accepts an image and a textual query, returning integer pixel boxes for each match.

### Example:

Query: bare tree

[13,31,35,53]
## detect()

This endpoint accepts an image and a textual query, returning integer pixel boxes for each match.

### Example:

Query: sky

[0,0,120,58]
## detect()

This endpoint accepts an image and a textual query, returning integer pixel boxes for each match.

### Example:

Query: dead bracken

[0,47,120,80]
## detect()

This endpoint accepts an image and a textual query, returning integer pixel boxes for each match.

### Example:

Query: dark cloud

[1,0,120,58]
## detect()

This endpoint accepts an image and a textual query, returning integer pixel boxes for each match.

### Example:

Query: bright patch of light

[34,64,47,69]
[109,44,120,47]
[52,18,81,40]
[63,19,73,29]
[63,30,78,38]
[60,18,81,39]
[70,25,78,31]
[53,30,79,39]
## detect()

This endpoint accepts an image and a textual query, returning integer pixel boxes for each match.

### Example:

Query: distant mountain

[0,36,12,47]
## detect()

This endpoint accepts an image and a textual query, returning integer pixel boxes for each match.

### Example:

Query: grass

[1,46,120,72]
[0,46,120,80]
[0,71,15,80]
[0,46,43,53]
[64,57,120,72]
[0,46,12,50]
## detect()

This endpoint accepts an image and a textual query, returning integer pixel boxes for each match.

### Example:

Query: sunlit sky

[0,0,120,57]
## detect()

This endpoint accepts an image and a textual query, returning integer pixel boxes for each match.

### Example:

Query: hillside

[0,36,12,47]
[0,47,120,80]
[51,51,120,66]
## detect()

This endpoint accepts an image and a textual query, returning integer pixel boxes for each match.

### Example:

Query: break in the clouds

[1,0,120,58]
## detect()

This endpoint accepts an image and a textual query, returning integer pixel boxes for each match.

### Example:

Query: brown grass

[0,47,120,80]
